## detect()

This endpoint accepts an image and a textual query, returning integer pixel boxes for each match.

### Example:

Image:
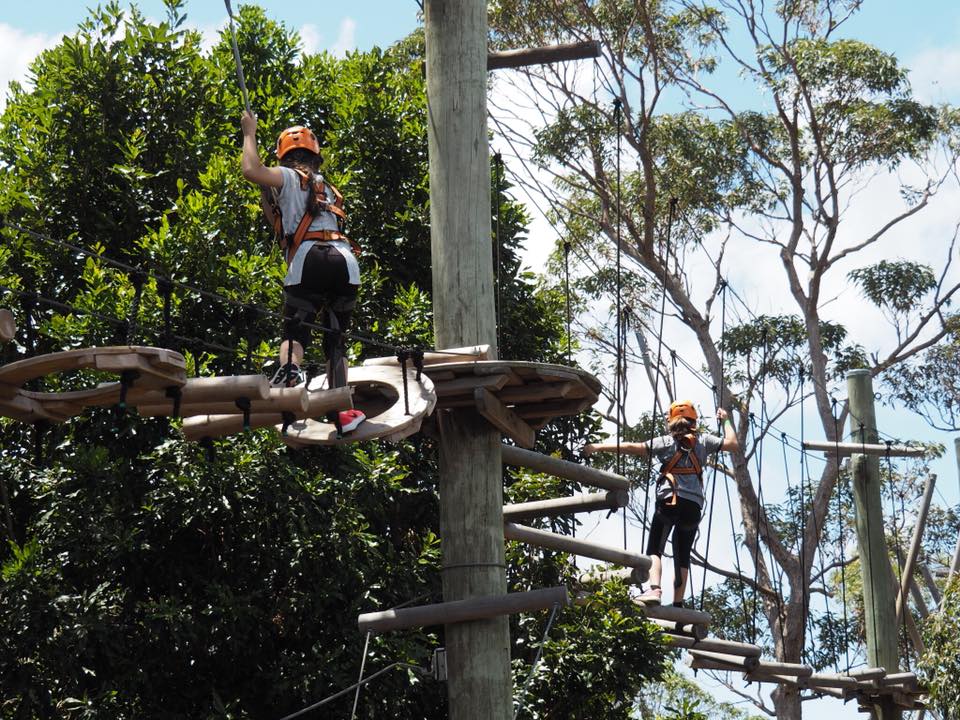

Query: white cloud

[331,17,356,58]
[299,23,322,56]
[0,23,62,112]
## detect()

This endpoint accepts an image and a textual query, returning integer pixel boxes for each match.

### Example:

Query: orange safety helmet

[667,400,698,422]
[276,125,320,160]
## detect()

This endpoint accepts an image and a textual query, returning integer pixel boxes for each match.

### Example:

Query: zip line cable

[1,220,480,361]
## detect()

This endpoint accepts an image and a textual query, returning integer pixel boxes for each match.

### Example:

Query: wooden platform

[282,364,437,447]
[421,360,601,446]
[0,309,15,343]
[0,346,187,423]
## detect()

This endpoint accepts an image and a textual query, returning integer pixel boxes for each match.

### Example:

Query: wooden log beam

[0,309,15,342]
[640,604,711,626]
[803,673,862,689]
[686,653,759,673]
[879,673,919,690]
[577,566,646,586]
[363,345,491,367]
[660,634,761,657]
[181,386,353,441]
[802,440,926,458]
[500,444,630,492]
[475,387,535,448]
[503,490,628,521]
[504,522,650,569]
[487,40,600,71]
[128,374,270,405]
[645,617,708,640]
[750,659,814,678]
[357,585,568,633]
[136,387,308,418]
[848,667,888,682]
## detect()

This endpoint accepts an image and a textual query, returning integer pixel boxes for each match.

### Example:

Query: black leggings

[282,243,358,359]
[645,498,702,582]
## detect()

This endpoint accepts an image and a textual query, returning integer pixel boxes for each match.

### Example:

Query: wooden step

[504,522,650,570]
[503,490,628,521]
[500,444,630,492]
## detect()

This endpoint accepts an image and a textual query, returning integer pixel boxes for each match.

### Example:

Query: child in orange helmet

[240,110,364,433]
[583,401,738,606]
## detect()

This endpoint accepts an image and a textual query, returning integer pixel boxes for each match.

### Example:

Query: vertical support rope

[514,603,560,720]
[612,98,626,549]
[699,283,727,609]
[886,442,907,660]
[350,631,372,720]
[494,152,504,351]
[832,399,852,672]
[641,198,676,550]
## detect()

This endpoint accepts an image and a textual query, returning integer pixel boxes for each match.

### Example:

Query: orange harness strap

[659,442,703,506]
[275,172,361,264]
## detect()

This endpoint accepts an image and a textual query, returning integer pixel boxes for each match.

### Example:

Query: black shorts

[645,498,702,572]
[282,243,358,359]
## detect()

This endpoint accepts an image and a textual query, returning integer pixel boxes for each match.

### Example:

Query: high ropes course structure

[1,1,955,719]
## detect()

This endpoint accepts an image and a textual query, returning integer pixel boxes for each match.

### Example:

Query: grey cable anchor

[235,397,252,431]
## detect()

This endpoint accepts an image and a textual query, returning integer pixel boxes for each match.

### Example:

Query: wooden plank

[487,39,601,70]
[0,309,15,342]
[750,659,814,678]
[496,382,574,404]
[641,604,712,625]
[504,522,651,569]
[660,634,761,657]
[513,399,591,419]
[474,387,535,448]
[0,346,185,388]
[181,386,353,441]
[802,673,862,689]
[686,651,759,672]
[501,444,630,492]
[0,393,65,423]
[434,373,510,396]
[503,490,628,521]
[357,586,568,633]
[577,566,645,586]
[802,440,926,458]
[136,387,308,418]
[129,374,269,405]
[645,616,708,639]
[363,344,491,367]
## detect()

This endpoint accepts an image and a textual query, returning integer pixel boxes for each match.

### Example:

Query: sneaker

[338,409,366,433]
[638,586,662,606]
[270,363,305,388]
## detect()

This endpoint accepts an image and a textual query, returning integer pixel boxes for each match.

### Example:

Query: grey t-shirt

[276,166,360,287]
[649,433,723,508]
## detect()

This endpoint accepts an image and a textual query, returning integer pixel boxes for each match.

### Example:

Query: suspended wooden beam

[487,40,601,71]
[503,490,628,521]
[802,440,926,458]
[802,672,862,690]
[640,604,711,626]
[475,387,535,448]
[136,387,308,418]
[504,522,650,570]
[362,344,490,367]
[847,667,887,682]
[660,634,761,657]
[500,444,630,492]
[748,659,814,678]
[577,566,645,586]
[357,585,568,633]
[181,386,353,441]
[0,309,15,342]
[645,616,707,640]
[686,650,759,673]
[128,374,270,405]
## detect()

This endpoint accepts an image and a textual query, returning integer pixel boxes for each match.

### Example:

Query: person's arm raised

[582,441,650,457]
[241,111,283,188]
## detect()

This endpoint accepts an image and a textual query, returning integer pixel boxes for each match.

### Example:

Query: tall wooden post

[425,2,512,719]
[847,369,901,720]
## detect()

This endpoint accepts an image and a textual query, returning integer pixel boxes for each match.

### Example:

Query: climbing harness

[267,168,358,264]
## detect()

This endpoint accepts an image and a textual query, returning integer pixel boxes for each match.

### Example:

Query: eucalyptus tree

[489,1,960,717]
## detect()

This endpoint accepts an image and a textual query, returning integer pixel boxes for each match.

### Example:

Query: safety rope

[641,198,676,550]
[513,602,561,719]
[832,399,851,672]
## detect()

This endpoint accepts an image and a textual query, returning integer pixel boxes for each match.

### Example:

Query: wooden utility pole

[424,2,512,719]
[847,369,901,720]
